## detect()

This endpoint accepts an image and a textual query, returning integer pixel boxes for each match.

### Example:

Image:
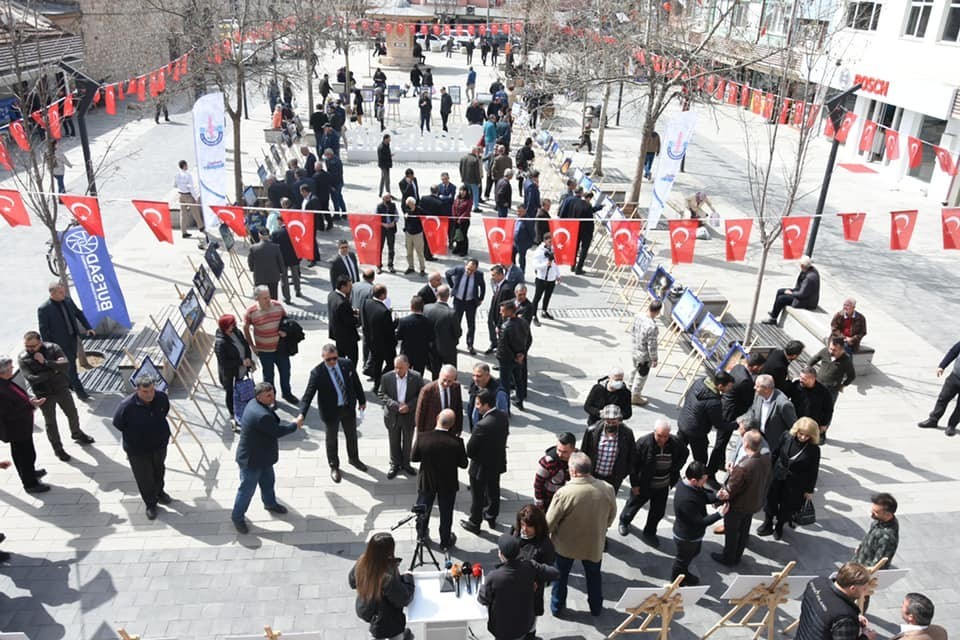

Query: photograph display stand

[191,255,247,320]
[407,570,487,640]
[150,314,219,426]
[223,627,322,640]
[703,561,812,640]
[116,628,175,640]
[174,284,220,385]
[227,242,253,292]
[664,305,730,401]
[655,283,706,378]
[607,576,709,640]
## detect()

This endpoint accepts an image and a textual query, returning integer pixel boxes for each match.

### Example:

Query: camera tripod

[391,511,440,571]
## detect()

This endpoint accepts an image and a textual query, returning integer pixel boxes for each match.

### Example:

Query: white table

[406,570,488,640]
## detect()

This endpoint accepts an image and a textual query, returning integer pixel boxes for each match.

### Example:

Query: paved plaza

[0,44,958,640]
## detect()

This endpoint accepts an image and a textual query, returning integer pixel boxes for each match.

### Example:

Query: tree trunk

[306,36,315,115]
[591,80,612,177]
[743,244,771,345]
[232,64,245,201]
[627,91,659,208]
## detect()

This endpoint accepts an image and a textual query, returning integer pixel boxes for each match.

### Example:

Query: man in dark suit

[311,163,332,234]
[232,381,301,533]
[760,341,805,392]
[496,300,531,411]
[396,295,433,375]
[327,275,359,366]
[485,265,516,354]
[579,404,636,493]
[378,355,424,479]
[0,356,49,494]
[417,272,442,306]
[248,229,285,301]
[271,222,302,304]
[398,168,419,213]
[38,281,95,399]
[362,284,397,393]
[297,343,368,483]
[671,461,725,585]
[446,259,486,356]
[424,286,460,377]
[738,373,798,453]
[714,352,766,481]
[329,238,361,287]
[411,408,468,551]
[467,362,509,432]
[415,364,464,436]
[514,284,535,325]
[712,430,772,566]
[461,389,509,534]
[763,255,821,323]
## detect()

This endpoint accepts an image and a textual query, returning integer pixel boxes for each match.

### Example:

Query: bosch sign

[854,75,889,97]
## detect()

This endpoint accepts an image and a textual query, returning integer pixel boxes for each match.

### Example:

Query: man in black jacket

[417,271,442,306]
[329,238,361,288]
[398,168,419,213]
[446,259,486,355]
[580,404,636,492]
[584,369,632,426]
[412,408,468,551]
[0,356,49,494]
[496,301,531,411]
[396,295,432,375]
[918,338,960,436]
[113,376,172,521]
[618,419,689,546]
[248,229,285,301]
[327,275,360,366]
[439,87,453,131]
[485,265,516,355]
[19,332,94,461]
[462,389,509,534]
[377,134,392,196]
[271,222,302,304]
[376,193,399,274]
[796,563,873,640]
[713,352,766,481]
[677,372,737,466]
[297,344,367,483]
[37,281,95,399]
[763,255,821,324]
[671,461,726,585]
[362,285,397,392]
[788,366,835,436]
[761,340,805,392]
[424,286,460,376]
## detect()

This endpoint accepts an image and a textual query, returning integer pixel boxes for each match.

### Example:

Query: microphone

[461,562,472,594]
[472,564,483,592]
[444,558,453,570]
[451,563,462,597]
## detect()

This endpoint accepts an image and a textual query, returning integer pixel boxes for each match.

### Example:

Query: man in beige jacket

[546,451,617,617]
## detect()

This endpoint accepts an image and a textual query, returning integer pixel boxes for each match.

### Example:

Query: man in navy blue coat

[232,381,301,534]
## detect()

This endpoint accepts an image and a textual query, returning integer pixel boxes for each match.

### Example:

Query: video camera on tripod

[391,504,439,571]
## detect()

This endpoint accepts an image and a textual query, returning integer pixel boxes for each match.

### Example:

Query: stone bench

[782,306,875,376]
[263,128,316,147]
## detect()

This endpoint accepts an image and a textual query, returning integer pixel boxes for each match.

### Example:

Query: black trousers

[678,430,709,465]
[672,538,703,580]
[417,490,456,547]
[257,280,279,302]
[769,288,799,318]
[10,438,40,489]
[468,471,501,525]
[532,278,556,316]
[385,418,414,469]
[454,298,479,348]
[368,349,395,392]
[38,388,81,449]
[441,111,450,131]
[335,339,359,369]
[379,228,396,269]
[324,405,359,469]
[128,446,167,508]
[929,371,960,426]
[707,428,734,476]
[722,509,753,564]
[61,343,86,395]
[619,487,669,535]
[574,227,594,272]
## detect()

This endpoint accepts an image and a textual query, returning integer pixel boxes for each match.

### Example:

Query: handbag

[233,375,256,422]
[794,498,816,526]
[635,360,651,377]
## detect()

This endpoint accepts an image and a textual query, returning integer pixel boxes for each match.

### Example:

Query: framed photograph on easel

[692,313,725,358]
[193,266,216,304]
[717,343,748,373]
[670,289,703,332]
[129,355,169,393]
[204,244,225,279]
[647,265,674,301]
[158,319,185,370]
[178,289,205,335]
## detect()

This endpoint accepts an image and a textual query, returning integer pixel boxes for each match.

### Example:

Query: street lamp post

[804,83,862,257]
[58,61,99,197]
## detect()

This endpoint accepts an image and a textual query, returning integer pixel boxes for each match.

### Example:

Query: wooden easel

[703,561,797,640]
[173,284,220,385]
[607,576,685,640]
[149,314,219,424]
[187,256,245,319]
[665,302,731,398]
[782,558,889,635]
[655,281,707,377]
[227,245,253,291]
[116,628,175,640]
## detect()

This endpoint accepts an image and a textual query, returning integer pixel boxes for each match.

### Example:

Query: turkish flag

[838,212,866,242]
[173,60,181,82]
[279,210,314,259]
[483,217,515,265]
[0,189,30,227]
[47,105,61,139]
[778,99,790,125]
[704,75,714,94]
[859,120,877,153]
[0,138,11,170]
[421,215,449,256]
[610,220,643,266]
[63,92,74,117]
[714,79,725,102]
[105,85,116,115]
[762,93,774,120]
[793,101,804,127]
[132,200,174,244]
[902,136,923,169]
[823,116,835,139]
[137,77,146,102]
[668,220,698,264]
[933,146,958,176]
[126,78,137,96]
[942,208,960,250]
[548,219,580,266]
[9,120,30,151]
[724,218,753,262]
[31,111,45,128]
[835,112,857,144]
[60,195,104,237]
[805,103,820,130]
[212,205,247,237]
[727,83,739,106]
[781,216,812,260]
[157,69,166,92]
[740,84,751,107]
[751,90,762,114]
[884,129,900,161]
[889,210,918,251]
[348,213,383,265]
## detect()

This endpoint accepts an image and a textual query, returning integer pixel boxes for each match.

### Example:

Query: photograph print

[129,355,168,393]
[158,319,185,370]
[692,313,726,358]
[178,288,205,335]
[193,265,216,304]
[204,243,225,279]
[670,288,704,332]
[647,265,674,301]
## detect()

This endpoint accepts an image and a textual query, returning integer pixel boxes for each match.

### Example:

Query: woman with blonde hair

[759,417,821,540]
[349,532,415,640]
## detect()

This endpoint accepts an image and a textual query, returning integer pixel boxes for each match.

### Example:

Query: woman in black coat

[213,314,253,431]
[760,417,821,539]
[349,532,415,640]
[511,504,555,630]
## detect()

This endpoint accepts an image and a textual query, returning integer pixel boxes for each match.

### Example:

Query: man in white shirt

[530,232,560,326]
[173,160,205,239]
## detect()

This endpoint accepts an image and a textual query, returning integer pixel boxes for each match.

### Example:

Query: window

[846,1,882,30]
[943,0,960,41]
[904,0,933,36]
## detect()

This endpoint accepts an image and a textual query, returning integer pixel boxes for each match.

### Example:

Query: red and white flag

[483,217,515,265]
[889,210,918,251]
[421,214,449,257]
[933,146,958,176]
[834,112,857,144]
[279,210,315,260]
[9,120,29,151]
[610,220,643,266]
[0,138,11,171]
[724,218,753,262]
[348,213,383,265]
[212,205,247,237]
[884,129,900,161]
[105,85,117,115]
[0,189,30,227]
[132,200,174,244]
[668,220,699,264]
[858,120,877,153]
[906,136,923,169]
[838,212,866,242]
[781,216,812,260]
[60,195,104,237]
[548,219,580,266]
[942,208,960,250]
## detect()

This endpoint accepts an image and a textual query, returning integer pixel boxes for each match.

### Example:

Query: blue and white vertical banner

[60,227,131,329]
[192,92,228,231]
[647,111,697,231]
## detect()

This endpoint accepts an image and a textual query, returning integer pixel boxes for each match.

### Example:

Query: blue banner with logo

[60,226,132,330]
